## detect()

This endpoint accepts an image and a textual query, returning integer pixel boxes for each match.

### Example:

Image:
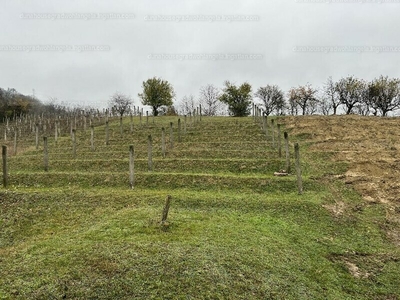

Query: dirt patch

[322,201,346,217]
[284,115,400,246]
[344,260,371,279]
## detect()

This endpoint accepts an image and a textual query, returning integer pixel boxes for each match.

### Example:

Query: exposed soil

[284,115,400,246]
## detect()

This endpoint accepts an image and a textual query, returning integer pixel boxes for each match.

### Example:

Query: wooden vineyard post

[294,143,303,195]
[13,131,17,156]
[146,111,149,126]
[284,132,290,174]
[43,136,49,171]
[90,125,95,151]
[199,104,202,122]
[105,121,109,145]
[70,118,73,138]
[263,113,268,139]
[130,113,133,133]
[129,145,134,189]
[35,123,39,150]
[139,112,142,128]
[184,115,187,135]
[162,127,166,158]
[178,118,181,142]
[161,195,172,225]
[72,129,77,159]
[120,117,123,136]
[271,119,275,148]
[262,112,266,131]
[148,135,153,172]
[2,145,7,188]
[54,121,58,144]
[57,120,61,137]
[169,122,174,149]
[277,124,282,158]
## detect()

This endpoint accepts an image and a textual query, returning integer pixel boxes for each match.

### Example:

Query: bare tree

[177,94,197,115]
[288,84,318,115]
[255,85,285,116]
[109,92,133,117]
[198,84,222,116]
[287,95,299,116]
[323,76,341,115]
[335,76,366,115]
[318,96,333,115]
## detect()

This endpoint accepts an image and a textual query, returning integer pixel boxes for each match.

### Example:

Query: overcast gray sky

[1,0,400,108]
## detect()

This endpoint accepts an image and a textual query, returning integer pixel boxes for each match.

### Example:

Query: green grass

[0,116,399,299]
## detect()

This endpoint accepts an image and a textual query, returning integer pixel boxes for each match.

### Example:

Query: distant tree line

[0,87,100,123]
[3,75,399,122]
[176,75,400,117]
[0,88,41,121]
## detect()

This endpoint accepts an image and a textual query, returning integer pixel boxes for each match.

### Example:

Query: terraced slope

[0,116,399,299]
[5,117,299,191]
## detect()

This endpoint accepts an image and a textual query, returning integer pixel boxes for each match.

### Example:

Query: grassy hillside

[0,115,399,299]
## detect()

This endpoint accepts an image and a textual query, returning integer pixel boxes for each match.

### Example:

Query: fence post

[294,143,303,194]
[13,131,17,156]
[199,104,202,121]
[105,121,109,145]
[262,112,266,131]
[90,125,95,151]
[129,145,134,189]
[120,116,123,136]
[169,122,174,149]
[271,119,275,148]
[161,195,172,225]
[277,124,282,158]
[146,111,149,126]
[184,115,187,134]
[178,118,181,142]
[162,127,166,158]
[57,120,61,137]
[130,113,133,133]
[284,132,290,173]
[35,123,39,150]
[2,145,7,188]
[43,136,49,171]
[263,113,268,139]
[148,134,153,171]
[54,121,58,144]
[72,129,77,158]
